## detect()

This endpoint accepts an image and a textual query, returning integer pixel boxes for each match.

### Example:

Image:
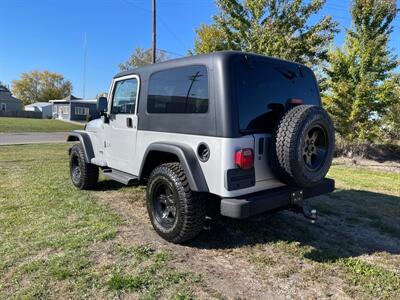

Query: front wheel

[146,163,206,244]
[69,143,99,190]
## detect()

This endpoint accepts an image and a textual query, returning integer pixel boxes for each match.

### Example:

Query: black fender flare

[66,131,95,163]
[139,142,209,192]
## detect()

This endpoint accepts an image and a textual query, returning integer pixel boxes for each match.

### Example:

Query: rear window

[234,59,320,132]
[148,65,208,114]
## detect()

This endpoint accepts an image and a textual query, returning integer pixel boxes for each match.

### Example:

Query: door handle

[126,117,133,128]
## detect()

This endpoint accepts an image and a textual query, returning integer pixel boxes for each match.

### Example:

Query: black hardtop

[114,51,319,138]
[114,51,309,79]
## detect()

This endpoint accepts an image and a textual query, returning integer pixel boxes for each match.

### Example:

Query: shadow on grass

[189,189,400,262]
[93,180,126,191]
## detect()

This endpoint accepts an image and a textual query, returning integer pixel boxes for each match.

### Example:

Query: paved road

[0,132,68,145]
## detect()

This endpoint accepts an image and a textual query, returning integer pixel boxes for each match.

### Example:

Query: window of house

[59,105,69,115]
[111,78,138,114]
[0,103,6,111]
[75,107,89,115]
[147,65,209,114]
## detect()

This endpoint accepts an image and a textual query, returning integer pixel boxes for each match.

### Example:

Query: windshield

[234,58,320,132]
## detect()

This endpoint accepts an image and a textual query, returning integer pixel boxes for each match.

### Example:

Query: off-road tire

[269,105,335,188]
[69,143,99,190]
[146,162,206,244]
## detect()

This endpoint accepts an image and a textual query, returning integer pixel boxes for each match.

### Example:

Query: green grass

[107,247,200,299]
[0,144,200,299]
[340,258,400,298]
[0,143,399,299]
[0,117,84,132]
[327,165,400,195]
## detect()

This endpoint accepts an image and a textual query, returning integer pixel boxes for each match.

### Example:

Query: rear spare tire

[269,105,334,188]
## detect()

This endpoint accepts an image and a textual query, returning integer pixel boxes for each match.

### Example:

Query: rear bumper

[220,178,335,219]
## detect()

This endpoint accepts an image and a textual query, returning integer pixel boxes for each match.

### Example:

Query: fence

[0,111,42,119]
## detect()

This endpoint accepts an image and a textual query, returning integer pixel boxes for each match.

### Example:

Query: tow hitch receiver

[290,190,317,223]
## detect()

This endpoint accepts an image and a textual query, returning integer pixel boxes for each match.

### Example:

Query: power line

[120,0,189,50]
[82,32,87,99]
[157,16,189,50]
[158,48,185,57]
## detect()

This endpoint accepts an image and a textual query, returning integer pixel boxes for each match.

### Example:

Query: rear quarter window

[147,65,209,114]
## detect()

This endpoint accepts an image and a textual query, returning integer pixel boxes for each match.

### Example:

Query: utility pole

[83,32,87,99]
[152,0,156,64]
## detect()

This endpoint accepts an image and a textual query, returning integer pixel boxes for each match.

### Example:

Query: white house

[25,102,53,118]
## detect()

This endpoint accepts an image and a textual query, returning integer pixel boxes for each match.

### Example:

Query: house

[25,102,53,118]
[50,95,99,121]
[0,86,23,113]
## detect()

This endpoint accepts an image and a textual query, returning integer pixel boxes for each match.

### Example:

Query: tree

[192,24,228,54]
[0,81,9,91]
[119,47,168,71]
[192,0,338,67]
[381,74,400,141]
[11,70,72,105]
[324,0,398,142]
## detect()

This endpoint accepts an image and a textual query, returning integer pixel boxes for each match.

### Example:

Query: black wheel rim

[302,124,328,171]
[152,180,178,229]
[71,154,81,183]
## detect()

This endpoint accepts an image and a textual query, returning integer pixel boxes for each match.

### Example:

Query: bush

[334,135,400,162]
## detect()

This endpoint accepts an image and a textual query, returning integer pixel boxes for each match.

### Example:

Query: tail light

[235,148,254,169]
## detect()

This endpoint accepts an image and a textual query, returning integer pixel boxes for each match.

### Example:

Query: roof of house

[68,99,97,104]
[63,95,82,101]
[49,94,94,104]
[0,86,23,104]
[25,102,52,108]
[50,99,97,104]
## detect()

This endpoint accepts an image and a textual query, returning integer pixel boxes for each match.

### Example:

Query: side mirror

[97,97,108,115]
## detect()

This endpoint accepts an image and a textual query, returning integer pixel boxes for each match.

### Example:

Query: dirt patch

[333,157,400,173]
[91,183,400,299]
[92,189,279,299]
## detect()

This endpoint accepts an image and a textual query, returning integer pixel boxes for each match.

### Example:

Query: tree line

[121,0,399,144]
[190,0,399,144]
[4,0,398,144]
[0,71,72,107]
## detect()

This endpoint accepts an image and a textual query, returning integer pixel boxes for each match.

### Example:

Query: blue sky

[0,0,399,98]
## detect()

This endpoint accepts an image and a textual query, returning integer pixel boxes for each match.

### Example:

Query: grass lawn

[0,117,84,132]
[0,143,399,299]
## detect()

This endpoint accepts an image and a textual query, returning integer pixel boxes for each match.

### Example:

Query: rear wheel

[269,105,335,188]
[69,143,99,190]
[146,163,206,243]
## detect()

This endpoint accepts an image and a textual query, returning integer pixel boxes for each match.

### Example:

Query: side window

[147,65,208,113]
[111,78,138,114]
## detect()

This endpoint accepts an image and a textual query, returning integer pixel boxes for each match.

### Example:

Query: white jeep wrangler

[67,51,335,243]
